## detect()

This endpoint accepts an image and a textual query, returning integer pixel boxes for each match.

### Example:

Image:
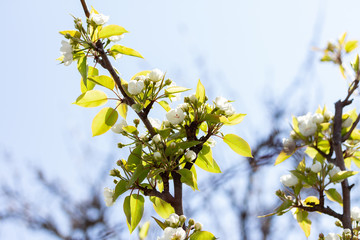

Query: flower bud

[185,150,196,161]
[195,223,203,231]
[177,149,184,155]
[188,218,195,226]
[335,220,342,227]
[179,215,186,224]
[109,169,120,177]
[117,143,126,148]
[113,179,118,184]
[133,119,140,126]
[153,134,162,144]
[319,233,324,239]
[154,152,162,160]
[165,79,172,85]
[170,142,177,148]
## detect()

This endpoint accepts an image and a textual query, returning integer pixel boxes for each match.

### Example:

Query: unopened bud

[335,220,342,227]
[165,79,172,85]
[328,163,335,170]
[133,119,140,126]
[179,215,186,224]
[118,143,125,148]
[318,233,324,239]
[194,222,203,231]
[113,179,118,184]
[109,169,120,177]
[154,152,162,160]
[170,142,176,148]
[188,218,195,226]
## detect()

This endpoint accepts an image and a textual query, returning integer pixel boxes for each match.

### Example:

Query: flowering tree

[59,1,252,239]
[270,33,360,239]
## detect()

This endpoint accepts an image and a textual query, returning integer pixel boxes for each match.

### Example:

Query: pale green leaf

[138,221,150,240]
[150,196,175,219]
[152,217,167,230]
[331,170,358,182]
[177,168,198,191]
[99,25,128,39]
[196,79,206,103]
[158,100,171,112]
[77,56,88,86]
[223,134,252,157]
[165,86,191,95]
[275,150,293,165]
[117,103,128,119]
[88,75,115,90]
[124,194,144,233]
[190,231,216,240]
[295,209,311,237]
[325,188,343,206]
[196,145,221,173]
[92,107,118,136]
[127,145,143,166]
[74,90,108,108]
[345,40,358,53]
[123,125,139,135]
[111,45,143,58]
[81,66,98,93]
[222,113,246,126]
[59,30,81,38]
[113,180,128,202]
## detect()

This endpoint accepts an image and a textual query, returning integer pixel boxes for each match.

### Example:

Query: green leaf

[111,45,144,58]
[157,128,171,140]
[190,231,216,240]
[196,79,206,103]
[77,56,88,87]
[74,90,108,107]
[128,145,143,166]
[152,216,167,230]
[150,196,175,219]
[99,25,128,39]
[88,75,115,90]
[340,65,346,78]
[177,168,198,190]
[295,209,311,237]
[158,100,171,112]
[177,141,201,150]
[138,221,150,240]
[81,66,98,93]
[123,194,145,233]
[117,103,128,119]
[165,86,191,95]
[59,30,81,38]
[127,165,149,187]
[223,134,252,157]
[325,188,343,206]
[222,113,246,125]
[196,145,221,173]
[204,114,228,123]
[345,40,358,53]
[275,150,293,165]
[131,70,151,80]
[123,125,139,135]
[113,180,128,202]
[330,170,358,182]
[92,107,118,136]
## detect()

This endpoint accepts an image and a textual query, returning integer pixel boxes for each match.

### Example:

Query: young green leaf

[190,231,216,240]
[117,103,128,119]
[275,150,293,165]
[123,125,139,135]
[152,216,167,230]
[325,188,343,206]
[88,75,115,90]
[150,196,175,219]
[195,79,206,103]
[111,45,144,58]
[74,90,108,108]
[345,40,358,53]
[138,221,150,240]
[223,134,252,157]
[99,25,128,39]
[222,113,246,126]
[196,145,221,173]
[177,168,198,191]
[127,145,143,166]
[92,107,118,136]
[127,165,149,188]
[158,100,171,112]
[123,194,145,233]
[59,30,81,38]
[165,86,191,95]
[77,56,88,87]
[330,170,358,183]
[80,66,98,93]
[295,209,311,237]
[113,180,128,202]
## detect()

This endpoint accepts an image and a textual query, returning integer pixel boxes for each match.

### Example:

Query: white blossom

[310,162,322,173]
[166,108,185,125]
[282,138,295,154]
[280,173,298,187]
[185,150,196,161]
[89,12,109,25]
[157,227,186,240]
[153,134,162,144]
[312,113,324,124]
[128,79,144,95]
[149,68,164,82]
[343,228,351,236]
[149,118,162,129]
[60,40,73,66]
[324,233,340,240]
[342,117,353,128]
[103,187,114,207]
[207,138,216,148]
[154,152,162,160]
[214,96,236,116]
[329,166,341,177]
[109,34,124,42]
[166,213,180,226]
[194,222,203,231]
[178,103,189,112]
[351,206,360,221]
[297,113,318,137]
[188,93,197,103]
[111,119,128,134]
[324,110,334,120]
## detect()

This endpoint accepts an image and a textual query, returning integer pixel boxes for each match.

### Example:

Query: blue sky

[1,0,360,239]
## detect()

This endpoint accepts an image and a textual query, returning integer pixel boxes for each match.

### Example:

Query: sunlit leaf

[222,113,246,126]
[196,145,221,173]
[111,45,143,58]
[99,25,128,39]
[150,196,174,219]
[223,134,252,157]
[92,107,118,136]
[74,90,108,108]
[123,125,139,135]
[77,56,88,87]
[325,188,343,206]
[158,100,171,112]
[330,170,358,182]
[345,40,358,53]
[113,180,128,202]
[295,209,311,237]
[123,194,145,233]
[177,168,198,191]
[88,75,115,90]
[190,231,216,240]
[117,103,128,119]
[138,221,150,239]
[152,217,167,230]
[81,66,98,93]
[165,86,191,95]
[275,150,293,165]
[195,79,206,103]
[59,30,81,38]
[303,196,319,207]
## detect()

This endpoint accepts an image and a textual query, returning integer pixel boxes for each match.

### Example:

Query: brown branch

[138,185,174,204]
[334,100,352,229]
[80,0,90,18]
[296,205,342,221]
[172,170,183,215]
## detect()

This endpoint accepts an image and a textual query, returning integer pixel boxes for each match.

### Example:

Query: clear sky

[1,0,360,239]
